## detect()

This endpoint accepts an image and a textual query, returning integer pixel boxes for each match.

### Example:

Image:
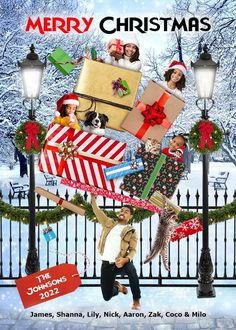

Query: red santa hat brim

[57,93,79,112]
[168,61,187,76]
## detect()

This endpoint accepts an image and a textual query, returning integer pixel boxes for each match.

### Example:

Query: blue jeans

[101,260,141,301]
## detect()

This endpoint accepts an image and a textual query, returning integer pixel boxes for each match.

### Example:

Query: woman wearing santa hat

[159,60,187,99]
[105,34,141,71]
[54,93,80,130]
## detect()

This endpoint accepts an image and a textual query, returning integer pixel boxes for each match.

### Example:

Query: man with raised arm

[91,194,141,310]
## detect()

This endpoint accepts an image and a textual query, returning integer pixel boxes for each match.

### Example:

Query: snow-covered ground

[0,161,235,321]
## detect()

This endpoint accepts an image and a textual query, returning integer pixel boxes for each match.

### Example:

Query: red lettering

[25,16,94,34]
[67,17,82,33]
[44,17,52,32]
[52,17,68,33]
[25,17,44,35]
[82,17,94,32]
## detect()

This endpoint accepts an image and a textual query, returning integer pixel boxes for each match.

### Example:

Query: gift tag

[15,264,81,308]
[43,225,56,242]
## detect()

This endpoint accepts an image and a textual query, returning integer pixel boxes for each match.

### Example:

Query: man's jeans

[101,261,141,301]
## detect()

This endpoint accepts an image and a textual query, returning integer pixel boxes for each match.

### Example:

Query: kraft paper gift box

[120,145,185,200]
[38,123,126,191]
[149,191,182,214]
[74,59,142,131]
[121,80,185,142]
[170,218,203,242]
[48,48,76,76]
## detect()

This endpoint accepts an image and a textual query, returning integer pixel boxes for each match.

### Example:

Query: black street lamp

[18,44,46,274]
[191,44,219,298]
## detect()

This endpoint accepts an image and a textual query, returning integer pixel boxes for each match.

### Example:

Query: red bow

[25,122,39,151]
[198,121,213,151]
[141,101,166,126]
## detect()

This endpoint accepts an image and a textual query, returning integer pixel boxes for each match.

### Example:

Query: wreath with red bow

[189,120,223,154]
[15,120,46,155]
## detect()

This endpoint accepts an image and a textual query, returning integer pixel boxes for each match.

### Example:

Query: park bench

[9,182,29,198]
[209,171,229,191]
[44,174,57,186]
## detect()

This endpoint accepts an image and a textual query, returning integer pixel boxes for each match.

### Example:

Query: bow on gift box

[141,101,167,126]
[58,141,79,160]
[112,78,127,96]
[25,122,39,151]
[198,121,213,151]
[130,160,139,170]
[135,92,172,139]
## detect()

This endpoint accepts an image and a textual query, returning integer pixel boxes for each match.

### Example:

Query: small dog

[83,111,109,136]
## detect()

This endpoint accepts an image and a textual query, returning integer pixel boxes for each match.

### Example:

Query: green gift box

[48,48,76,76]
[118,80,131,97]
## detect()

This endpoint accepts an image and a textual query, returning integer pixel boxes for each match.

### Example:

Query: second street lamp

[191,44,219,298]
[18,44,46,274]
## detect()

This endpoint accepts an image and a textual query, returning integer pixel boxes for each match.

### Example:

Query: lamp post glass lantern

[18,44,45,275]
[18,44,45,99]
[191,44,219,298]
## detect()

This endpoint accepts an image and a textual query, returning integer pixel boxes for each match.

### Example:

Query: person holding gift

[54,93,80,130]
[162,134,187,163]
[91,194,141,310]
[106,34,141,72]
[158,61,187,99]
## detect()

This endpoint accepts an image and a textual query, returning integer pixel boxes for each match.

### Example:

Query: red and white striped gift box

[38,123,126,191]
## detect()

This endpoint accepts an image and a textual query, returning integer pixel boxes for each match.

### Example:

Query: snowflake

[178,232,186,239]
[181,224,189,231]
[189,219,200,229]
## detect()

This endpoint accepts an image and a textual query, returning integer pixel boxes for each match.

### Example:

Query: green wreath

[189,120,223,154]
[15,120,46,155]
[0,193,235,226]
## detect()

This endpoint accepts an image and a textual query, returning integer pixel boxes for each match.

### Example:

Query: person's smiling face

[169,136,185,152]
[170,69,183,84]
[124,43,137,57]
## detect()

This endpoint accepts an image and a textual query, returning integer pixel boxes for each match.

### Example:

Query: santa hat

[56,94,79,114]
[168,61,187,76]
[124,33,139,48]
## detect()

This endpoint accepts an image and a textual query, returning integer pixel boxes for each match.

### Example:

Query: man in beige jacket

[91,194,141,310]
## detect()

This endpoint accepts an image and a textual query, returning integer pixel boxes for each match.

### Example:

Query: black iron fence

[0,188,235,287]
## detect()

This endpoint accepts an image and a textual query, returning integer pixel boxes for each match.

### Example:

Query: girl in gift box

[54,93,80,130]
[106,35,141,72]
[162,134,187,163]
[158,61,187,99]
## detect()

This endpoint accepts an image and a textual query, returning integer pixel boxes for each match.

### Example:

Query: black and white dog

[83,111,109,136]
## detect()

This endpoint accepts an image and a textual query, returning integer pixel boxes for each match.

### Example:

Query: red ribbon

[25,122,39,151]
[198,121,213,151]
[141,101,167,126]
[108,39,123,53]
[135,92,171,139]
[57,197,64,205]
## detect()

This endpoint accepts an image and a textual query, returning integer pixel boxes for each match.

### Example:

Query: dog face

[84,111,109,129]
[83,111,109,136]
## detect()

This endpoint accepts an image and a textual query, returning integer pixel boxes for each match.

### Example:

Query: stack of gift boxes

[39,39,202,241]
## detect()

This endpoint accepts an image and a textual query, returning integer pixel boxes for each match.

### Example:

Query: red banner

[15,264,81,308]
